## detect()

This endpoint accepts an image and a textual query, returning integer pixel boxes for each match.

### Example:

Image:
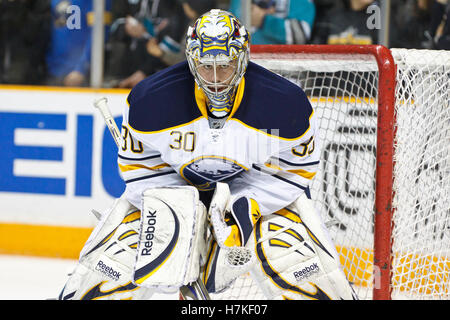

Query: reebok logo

[141,209,157,256]
[95,260,122,281]
[293,262,320,282]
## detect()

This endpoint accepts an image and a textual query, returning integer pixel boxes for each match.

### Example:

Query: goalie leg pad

[248,194,358,300]
[58,195,154,300]
[133,186,208,290]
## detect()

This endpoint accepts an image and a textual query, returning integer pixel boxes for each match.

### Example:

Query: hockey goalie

[58,9,357,300]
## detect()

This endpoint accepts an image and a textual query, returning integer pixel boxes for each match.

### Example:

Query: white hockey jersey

[118,61,320,215]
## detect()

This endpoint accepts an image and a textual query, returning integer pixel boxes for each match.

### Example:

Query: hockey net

[209,45,450,300]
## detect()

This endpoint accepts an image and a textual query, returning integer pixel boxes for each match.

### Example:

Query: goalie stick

[93,97,122,147]
[93,97,210,300]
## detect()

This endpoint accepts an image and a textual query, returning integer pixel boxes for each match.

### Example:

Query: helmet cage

[185,10,250,115]
[189,51,247,97]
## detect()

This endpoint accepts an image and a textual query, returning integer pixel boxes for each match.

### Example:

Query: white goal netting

[210,47,450,300]
[390,49,449,300]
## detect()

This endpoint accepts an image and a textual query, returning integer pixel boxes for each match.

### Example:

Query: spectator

[104,0,187,88]
[312,0,378,45]
[0,0,51,85]
[145,0,217,68]
[313,0,344,17]
[425,0,450,49]
[229,0,316,44]
[390,0,433,49]
[104,0,155,87]
[46,0,112,87]
[311,0,344,42]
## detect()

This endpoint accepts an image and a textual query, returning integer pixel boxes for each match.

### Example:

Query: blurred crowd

[0,0,448,88]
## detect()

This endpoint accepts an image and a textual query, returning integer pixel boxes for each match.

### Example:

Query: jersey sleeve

[118,103,187,208]
[228,110,320,215]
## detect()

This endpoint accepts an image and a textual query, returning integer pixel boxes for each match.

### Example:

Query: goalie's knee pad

[248,194,358,300]
[209,182,262,248]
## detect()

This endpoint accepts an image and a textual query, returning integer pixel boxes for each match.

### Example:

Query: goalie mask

[186,9,250,117]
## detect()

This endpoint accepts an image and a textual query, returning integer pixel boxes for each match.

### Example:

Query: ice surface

[0,255,178,300]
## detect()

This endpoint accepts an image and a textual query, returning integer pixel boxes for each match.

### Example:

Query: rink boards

[0,85,379,261]
[0,85,129,257]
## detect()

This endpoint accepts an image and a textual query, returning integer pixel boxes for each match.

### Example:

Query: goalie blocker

[134,186,208,289]
[58,186,209,300]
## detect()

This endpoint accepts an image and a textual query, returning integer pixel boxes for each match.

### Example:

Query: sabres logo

[180,156,248,191]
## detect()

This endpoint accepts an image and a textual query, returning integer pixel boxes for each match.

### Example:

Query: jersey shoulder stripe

[232,61,313,140]
[127,61,202,133]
